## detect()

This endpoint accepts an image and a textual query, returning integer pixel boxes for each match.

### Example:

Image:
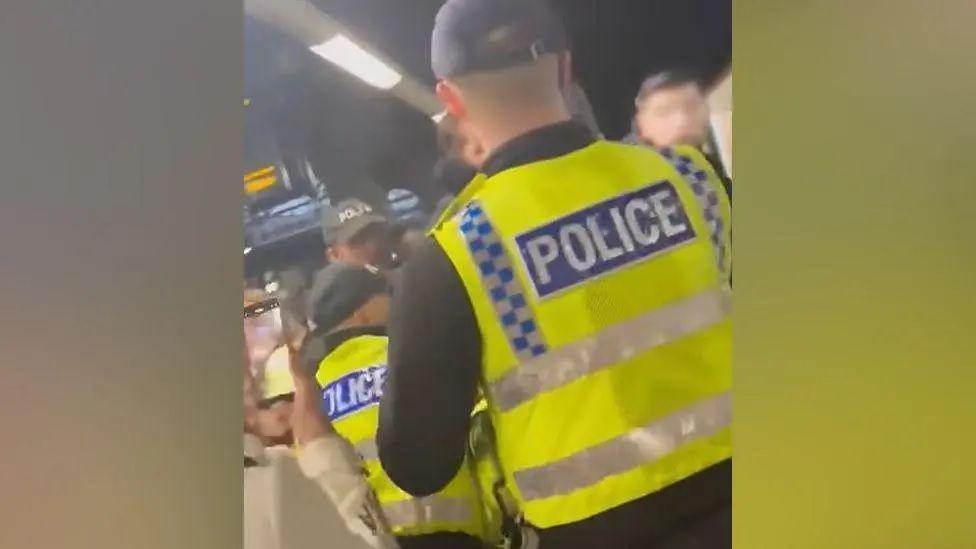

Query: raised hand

[287,340,334,444]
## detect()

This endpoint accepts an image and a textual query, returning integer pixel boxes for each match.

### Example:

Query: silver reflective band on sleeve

[489,288,731,412]
[513,391,732,502]
[355,439,379,462]
[381,496,474,529]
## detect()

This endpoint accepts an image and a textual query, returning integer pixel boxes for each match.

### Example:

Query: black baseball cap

[431,0,568,80]
[306,264,387,332]
[321,198,388,247]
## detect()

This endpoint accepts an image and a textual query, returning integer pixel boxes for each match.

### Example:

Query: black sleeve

[377,238,482,497]
[703,150,732,203]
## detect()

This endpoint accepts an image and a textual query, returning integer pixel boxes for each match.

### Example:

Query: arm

[295,437,397,549]
[377,239,482,496]
[287,344,399,549]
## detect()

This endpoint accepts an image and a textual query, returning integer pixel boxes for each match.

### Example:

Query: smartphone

[244,297,280,319]
[244,297,282,386]
[275,269,310,350]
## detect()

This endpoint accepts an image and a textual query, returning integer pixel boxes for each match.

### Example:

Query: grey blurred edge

[0,1,243,549]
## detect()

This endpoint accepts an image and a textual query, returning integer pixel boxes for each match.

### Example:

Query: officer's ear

[325,245,340,263]
[436,80,467,120]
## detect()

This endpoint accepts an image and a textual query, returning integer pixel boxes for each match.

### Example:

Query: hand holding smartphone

[243,297,282,392]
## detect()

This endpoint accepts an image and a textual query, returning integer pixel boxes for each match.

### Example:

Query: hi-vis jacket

[316,334,490,540]
[431,141,732,528]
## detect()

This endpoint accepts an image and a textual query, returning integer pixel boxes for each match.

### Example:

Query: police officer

[320,198,394,269]
[377,0,731,547]
[305,264,493,549]
[308,197,396,332]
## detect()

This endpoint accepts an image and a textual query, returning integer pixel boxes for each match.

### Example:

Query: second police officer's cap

[320,198,388,247]
[431,0,568,79]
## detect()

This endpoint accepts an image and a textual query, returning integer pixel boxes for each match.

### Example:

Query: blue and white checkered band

[656,148,728,274]
[321,364,388,422]
[459,202,549,360]
[514,181,697,299]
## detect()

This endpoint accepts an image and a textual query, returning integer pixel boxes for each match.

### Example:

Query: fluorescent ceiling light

[310,34,402,90]
[431,110,448,123]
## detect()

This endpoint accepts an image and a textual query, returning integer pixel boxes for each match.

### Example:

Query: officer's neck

[323,324,387,354]
[479,108,571,158]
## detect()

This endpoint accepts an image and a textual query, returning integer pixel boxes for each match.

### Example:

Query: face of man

[635,82,710,148]
[327,223,392,269]
[255,398,294,447]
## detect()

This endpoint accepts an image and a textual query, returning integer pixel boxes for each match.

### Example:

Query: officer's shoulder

[669,144,712,167]
[618,141,708,164]
[609,141,718,179]
[668,145,728,188]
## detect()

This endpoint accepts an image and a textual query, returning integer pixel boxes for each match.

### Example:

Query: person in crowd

[628,70,732,199]
[252,344,296,447]
[386,188,427,227]
[378,1,732,548]
[320,198,394,270]
[429,155,478,229]
[287,340,400,549]
[384,188,429,266]
[244,316,396,549]
[309,198,395,329]
[393,227,428,266]
[305,264,494,549]
[631,70,712,149]
[243,288,282,382]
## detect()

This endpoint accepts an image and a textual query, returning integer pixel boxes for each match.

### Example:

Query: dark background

[244,0,731,274]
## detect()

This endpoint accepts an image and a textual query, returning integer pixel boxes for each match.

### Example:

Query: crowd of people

[243,1,732,548]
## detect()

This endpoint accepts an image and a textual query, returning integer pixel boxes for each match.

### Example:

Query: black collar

[322,325,387,355]
[481,121,597,178]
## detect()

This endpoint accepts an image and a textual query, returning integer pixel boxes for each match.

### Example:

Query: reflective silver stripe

[381,496,474,529]
[513,391,732,502]
[355,439,379,462]
[490,288,731,412]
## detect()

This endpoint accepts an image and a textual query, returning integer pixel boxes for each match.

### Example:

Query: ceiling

[243,0,730,272]
[245,0,730,190]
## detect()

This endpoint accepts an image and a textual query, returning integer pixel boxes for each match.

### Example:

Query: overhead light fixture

[309,34,402,90]
[244,247,252,255]
[431,110,448,123]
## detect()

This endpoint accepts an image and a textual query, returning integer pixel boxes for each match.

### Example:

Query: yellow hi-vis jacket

[431,141,732,529]
[315,334,490,540]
